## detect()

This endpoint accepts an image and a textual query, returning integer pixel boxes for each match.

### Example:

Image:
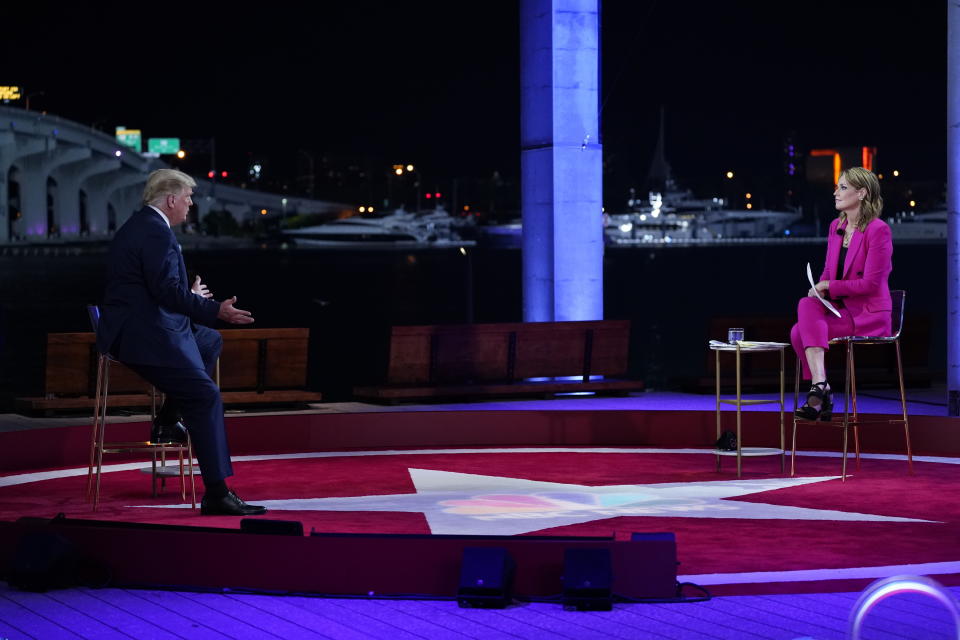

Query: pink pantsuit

[790,217,893,380]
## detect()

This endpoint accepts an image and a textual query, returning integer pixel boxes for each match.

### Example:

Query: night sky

[4,1,947,211]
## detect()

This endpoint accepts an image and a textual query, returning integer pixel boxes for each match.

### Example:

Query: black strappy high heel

[795,381,832,421]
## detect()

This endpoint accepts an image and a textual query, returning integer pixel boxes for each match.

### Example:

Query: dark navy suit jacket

[97,206,220,369]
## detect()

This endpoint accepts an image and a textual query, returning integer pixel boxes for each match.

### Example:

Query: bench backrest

[44,328,311,396]
[386,320,631,385]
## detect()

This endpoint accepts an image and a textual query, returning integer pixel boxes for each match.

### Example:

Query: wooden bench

[15,328,321,413]
[353,320,643,402]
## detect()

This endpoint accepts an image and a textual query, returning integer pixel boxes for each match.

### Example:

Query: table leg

[715,349,721,472]
[736,343,742,478]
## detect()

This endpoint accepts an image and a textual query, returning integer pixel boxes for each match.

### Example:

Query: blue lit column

[949,0,960,415]
[520,0,603,322]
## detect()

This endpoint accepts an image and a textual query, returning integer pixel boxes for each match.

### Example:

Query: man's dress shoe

[150,418,188,444]
[201,490,268,516]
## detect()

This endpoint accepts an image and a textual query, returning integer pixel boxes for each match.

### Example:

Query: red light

[425,193,432,199]
[435,192,441,198]
[207,170,215,178]
[221,171,228,178]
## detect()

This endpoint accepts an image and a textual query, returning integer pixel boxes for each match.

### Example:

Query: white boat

[887,211,947,241]
[284,209,475,247]
[604,182,800,245]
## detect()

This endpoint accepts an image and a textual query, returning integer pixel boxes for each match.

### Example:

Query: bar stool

[791,290,912,481]
[85,305,197,511]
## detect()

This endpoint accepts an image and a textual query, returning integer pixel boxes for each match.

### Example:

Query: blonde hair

[839,166,883,231]
[143,169,196,206]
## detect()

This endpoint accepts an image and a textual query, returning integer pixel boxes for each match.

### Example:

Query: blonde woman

[790,167,893,420]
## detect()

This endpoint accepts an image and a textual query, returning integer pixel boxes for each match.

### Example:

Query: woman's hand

[808,280,830,297]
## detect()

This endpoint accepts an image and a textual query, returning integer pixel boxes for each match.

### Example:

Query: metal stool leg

[791,357,801,477]
[86,354,106,500]
[93,359,110,511]
[849,343,861,470]
[895,338,913,474]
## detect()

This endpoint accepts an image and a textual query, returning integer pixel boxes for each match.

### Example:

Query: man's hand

[218,296,255,324]
[192,275,214,299]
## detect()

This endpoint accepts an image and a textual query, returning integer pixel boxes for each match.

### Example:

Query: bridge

[0,106,351,243]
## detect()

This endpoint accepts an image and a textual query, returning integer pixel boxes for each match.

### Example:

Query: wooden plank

[514,324,587,379]
[45,343,92,395]
[219,337,260,389]
[264,338,309,388]
[432,326,513,383]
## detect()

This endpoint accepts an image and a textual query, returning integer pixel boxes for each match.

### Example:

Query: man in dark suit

[97,168,266,516]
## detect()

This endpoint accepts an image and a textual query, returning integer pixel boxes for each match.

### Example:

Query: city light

[260,209,267,215]
[359,206,366,213]
[368,206,374,213]
[909,200,916,208]
[726,171,734,179]
[459,247,467,256]
[406,164,414,172]
[746,203,753,210]
[425,193,432,199]
[893,170,900,177]
[207,170,215,178]
[221,171,228,178]
[114,150,122,157]
[176,150,186,159]
[395,168,403,176]
[745,193,752,199]
[463,205,470,211]
[435,192,441,198]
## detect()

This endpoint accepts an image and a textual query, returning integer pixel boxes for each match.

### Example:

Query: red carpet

[3,447,959,595]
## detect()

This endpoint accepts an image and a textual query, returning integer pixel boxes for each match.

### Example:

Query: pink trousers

[790,297,855,381]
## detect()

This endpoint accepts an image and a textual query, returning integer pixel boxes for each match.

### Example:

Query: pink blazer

[819,217,893,337]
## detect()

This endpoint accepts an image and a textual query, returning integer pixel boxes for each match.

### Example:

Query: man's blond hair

[143,169,196,206]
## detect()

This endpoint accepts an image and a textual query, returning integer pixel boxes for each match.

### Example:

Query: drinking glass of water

[727,327,744,343]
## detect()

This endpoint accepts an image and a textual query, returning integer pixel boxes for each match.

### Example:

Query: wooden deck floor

[1,582,957,639]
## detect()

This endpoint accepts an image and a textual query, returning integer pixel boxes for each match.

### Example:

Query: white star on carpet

[138,468,932,536]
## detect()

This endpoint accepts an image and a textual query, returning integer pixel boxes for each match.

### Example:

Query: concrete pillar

[0,135,48,242]
[52,158,119,237]
[949,0,960,415]
[109,183,145,227]
[10,141,94,240]
[83,170,146,236]
[520,0,603,322]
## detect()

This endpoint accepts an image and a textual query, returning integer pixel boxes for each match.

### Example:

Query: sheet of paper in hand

[806,262,841,318]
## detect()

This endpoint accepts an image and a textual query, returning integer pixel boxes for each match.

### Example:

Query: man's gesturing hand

[218,296,255,324]
[192,275,214,298]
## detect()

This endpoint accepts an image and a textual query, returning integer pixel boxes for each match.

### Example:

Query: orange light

[745,193,752,199]
[176,150,186,159]
[463,205,470,211]
[746,203,753,210]
[811,149,842,185]
[260,209,267,215]
[395,168,403,176]
[861,146,876,172]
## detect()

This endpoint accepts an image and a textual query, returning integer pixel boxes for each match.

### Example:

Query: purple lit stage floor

[302,386,949,418]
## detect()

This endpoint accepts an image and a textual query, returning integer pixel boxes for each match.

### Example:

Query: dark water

[0,242,946,410]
